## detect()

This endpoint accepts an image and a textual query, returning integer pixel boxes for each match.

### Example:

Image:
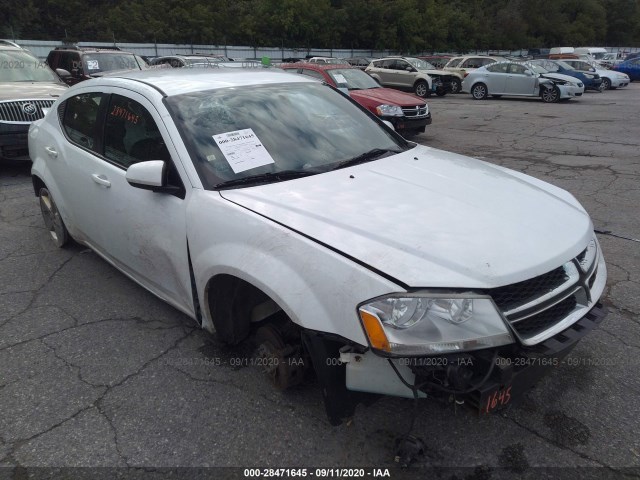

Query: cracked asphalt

[1,84,639,478]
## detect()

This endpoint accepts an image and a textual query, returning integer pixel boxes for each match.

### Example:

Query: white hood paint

[221,145,592,289]
[539,72,582,85]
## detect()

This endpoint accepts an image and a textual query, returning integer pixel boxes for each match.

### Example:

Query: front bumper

[558,84,583,98]
[0,123,30,161]
[343,302,607,412]
[387,112,432,134]
[609,77,629,88]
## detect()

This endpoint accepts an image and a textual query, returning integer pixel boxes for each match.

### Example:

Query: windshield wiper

[330,148,401,171]
[215,170,316,190]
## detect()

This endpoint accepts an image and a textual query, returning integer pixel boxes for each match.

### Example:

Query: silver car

[462,61,584,103]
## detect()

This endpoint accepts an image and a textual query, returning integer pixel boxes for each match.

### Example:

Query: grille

[511,296,577,338]
[488,241,601,345]
[402,105,428,118]
[489,265,569,312]
[0,99,55,123]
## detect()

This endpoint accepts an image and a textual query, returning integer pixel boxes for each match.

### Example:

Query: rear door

[54,87,193,313]
[483,63,508,93]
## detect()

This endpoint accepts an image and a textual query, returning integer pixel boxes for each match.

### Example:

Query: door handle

[91,174,111,188]
[44,146,58,158]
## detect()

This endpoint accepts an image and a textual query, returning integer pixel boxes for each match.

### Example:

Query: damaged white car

[30,69,606,427]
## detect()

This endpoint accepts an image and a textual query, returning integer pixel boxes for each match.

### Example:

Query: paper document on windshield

[213,128,276,174]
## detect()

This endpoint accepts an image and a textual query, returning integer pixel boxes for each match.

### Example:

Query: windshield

[445,58,463,68]
[166,82,406,189]
[592,52,607,60]
[529,64,549,74]
[82,53,141,74]
[326,68,379,90]
[0,50,59,82]
[405,58,435,70]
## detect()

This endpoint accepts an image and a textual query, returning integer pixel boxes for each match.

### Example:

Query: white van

[549,47,575,55]
[574,47,608,60]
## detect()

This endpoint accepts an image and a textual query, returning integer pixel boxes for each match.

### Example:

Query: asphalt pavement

[1,83,639,479]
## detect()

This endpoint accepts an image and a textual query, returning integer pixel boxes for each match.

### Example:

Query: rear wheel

[541,85,560,103]
[38,187,69,248]
[471,83,488,100]
[414,80,429,98]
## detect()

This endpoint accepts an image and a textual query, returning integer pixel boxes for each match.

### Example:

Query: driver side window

[103,94,170,169]
[508,64,528,75]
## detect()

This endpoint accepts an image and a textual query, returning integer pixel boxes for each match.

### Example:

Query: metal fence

[10,39,640,60]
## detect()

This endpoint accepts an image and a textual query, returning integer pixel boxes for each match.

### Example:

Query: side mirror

[525,70,533,76]
[56,68,71,78]
[126,160,165,190]
[590,67,596,72]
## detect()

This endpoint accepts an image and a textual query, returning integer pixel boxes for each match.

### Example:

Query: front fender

[187,190,403,345]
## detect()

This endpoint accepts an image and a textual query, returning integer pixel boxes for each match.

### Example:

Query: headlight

[375,104,404,117]
[358,294,514,356]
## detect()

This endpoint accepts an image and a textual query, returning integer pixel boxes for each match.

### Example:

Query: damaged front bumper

[304,303,607,424]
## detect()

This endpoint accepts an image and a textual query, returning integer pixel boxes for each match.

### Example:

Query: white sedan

[562,59,631,90]
[29,69,606,424]
[462,61,584,102]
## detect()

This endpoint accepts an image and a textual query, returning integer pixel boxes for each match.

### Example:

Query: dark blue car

[613,57,640,81]
[530,59,603,91]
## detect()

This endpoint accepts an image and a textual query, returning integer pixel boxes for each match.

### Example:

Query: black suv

[1,40,67,162]
[46,46,147,86]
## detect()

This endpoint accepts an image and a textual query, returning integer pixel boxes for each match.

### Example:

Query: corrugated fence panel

[10,39,640,60]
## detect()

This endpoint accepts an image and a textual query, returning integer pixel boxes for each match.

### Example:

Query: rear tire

[38,187,69,248]
[471,83,488,100]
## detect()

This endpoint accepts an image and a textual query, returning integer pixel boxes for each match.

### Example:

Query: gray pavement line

[595,230,640,243]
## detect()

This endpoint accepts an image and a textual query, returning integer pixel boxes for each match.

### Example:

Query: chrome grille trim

[489,238,602,346]
[401,105,428,118]
[0,99,56,124]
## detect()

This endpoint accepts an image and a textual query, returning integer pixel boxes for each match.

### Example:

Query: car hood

[350,87,424,106]
[0,82,67,101]
[220,146,592,289]
[89,68,142,78]
[539,72,581,84]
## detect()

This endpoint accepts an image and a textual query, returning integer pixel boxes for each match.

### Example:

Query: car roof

[280,62,353,71]
[96,68,314,97]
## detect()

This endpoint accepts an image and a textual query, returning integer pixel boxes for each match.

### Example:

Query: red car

[279,63,432,136]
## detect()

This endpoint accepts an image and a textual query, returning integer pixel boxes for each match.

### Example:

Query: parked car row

[2,40,638,166]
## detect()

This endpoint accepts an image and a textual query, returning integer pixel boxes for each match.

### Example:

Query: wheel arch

[203,272,286,344]
[32,174,46,197]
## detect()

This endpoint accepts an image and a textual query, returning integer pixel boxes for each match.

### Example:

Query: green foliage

[2,0,639,49]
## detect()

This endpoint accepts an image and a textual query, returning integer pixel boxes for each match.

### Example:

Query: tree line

[3,0,640,52]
